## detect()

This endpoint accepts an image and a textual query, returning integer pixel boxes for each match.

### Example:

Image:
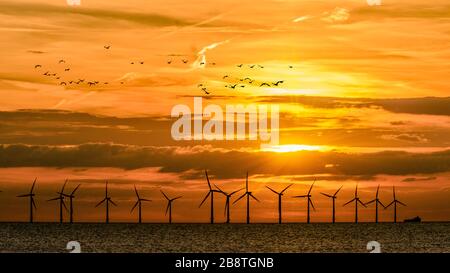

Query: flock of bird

[7,171,406,224]
[32,44,291,95]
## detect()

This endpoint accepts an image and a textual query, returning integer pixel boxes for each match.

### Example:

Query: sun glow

[261,144,328,153]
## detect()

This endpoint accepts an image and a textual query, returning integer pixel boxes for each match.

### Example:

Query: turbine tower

[161,190,182,224]
[131,185,151,223]
[266,184,293,224]
[95,181,117,223]
[199,170,221,224]
[343,184,366,223]
[293,180,315,223]
[385,186,406,223]
[47,179,68,223]
[214,184,243,224]
[233,172,259,224]
[61,183,81,224]
[365,185,385,223]
[320,185,343,223]
[17,178,37,223]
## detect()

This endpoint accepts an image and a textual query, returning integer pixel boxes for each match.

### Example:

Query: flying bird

[237,64,243,68]
[60,82,66,85]
[59,60,65,64]
[229,84,237,89]
[260,83,271,87]
[182,59,189,64]
[167,60,172,64]
[131,62,135,64]
[65,68,70,71]
[34,65,41,69]
[249,65,255,68]
[272,80,284,86]
[104,45,111,49]
[140,61,144,64]
[223,75,229,79]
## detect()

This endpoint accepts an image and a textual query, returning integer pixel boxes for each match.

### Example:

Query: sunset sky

[0,0,449,223]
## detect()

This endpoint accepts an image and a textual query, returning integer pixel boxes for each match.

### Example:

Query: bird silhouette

[200,62,205,65]
[260,83,271,87]
[59,60,65,64]
[104,45,111,49]
[258,65,264,68]
[272,80,284,86]
[43,71,49,76]
[229,84,237,89]
[34,65,42,69]
[140,61,144,64]
[182,59,188,64]
[289,65,294,69]
[237,64,243,68]
[223,75,229,79]
[131,62,135,64]
[65,68,70,71]
[211,62,216,65]
[167,60,172,64]
[60,82,66,85]
[249,65,255,68]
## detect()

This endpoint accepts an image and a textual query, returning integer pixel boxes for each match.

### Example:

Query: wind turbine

[61,183,81,224]
[47,179,68,223]
[293,180,315,223]
[233,172,259,224]
[199,170,221,224]
[365,185,385,223]
[266,184,293,224]
[385,186,406,223]
[214,184,243,224]
[131,185,151,223]
[320,185,343,223]
[17,178,37,223]
[95,181,117,223]
[161,190,182,224]
[343,184,366,223]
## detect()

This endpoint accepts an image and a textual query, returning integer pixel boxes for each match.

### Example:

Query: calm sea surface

[0,223,448,253]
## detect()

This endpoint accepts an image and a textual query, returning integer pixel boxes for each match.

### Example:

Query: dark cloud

[256,96,450,116]
[402,177,437,182]
[0,1,193,28]
[0,143,449,179]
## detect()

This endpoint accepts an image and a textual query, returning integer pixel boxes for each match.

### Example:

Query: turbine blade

[233,193,246,204]
[376,184,380,197]
[377,200,386,208]
[358,199,367,207]
[334,185,343,196]
[309,199,315,210]
[172,196,182,201]
[71,184,81,195]
[343,198,356,207]
[47,197,60,201]
[165,203,170,215]
[293,195,307,198]
[398,200,407,206]
[308,179,315,195]
[266,186,279,195]
[365,199,376,205]
[214,183,225,194]
[95,198,106,207]
[393,186,396,199]
[320,193,332,198]
[224,199,229,216]
[134,185,140,199]
[199,192,211,208]
[160,190,169,200]
[109,199,117,206]
[62,199,69,212]
[246,171,249,192]
[61,179,68,193]
[250,193,259,202]
[32,198,37,210]
[205,170,212,190]
[385,201,394,209]
[230,188,244,196]
[17,194,30,197]
[141,199,152,202]
[30,178,37,193]
[131,201,139,213]
[281,184,293,194]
